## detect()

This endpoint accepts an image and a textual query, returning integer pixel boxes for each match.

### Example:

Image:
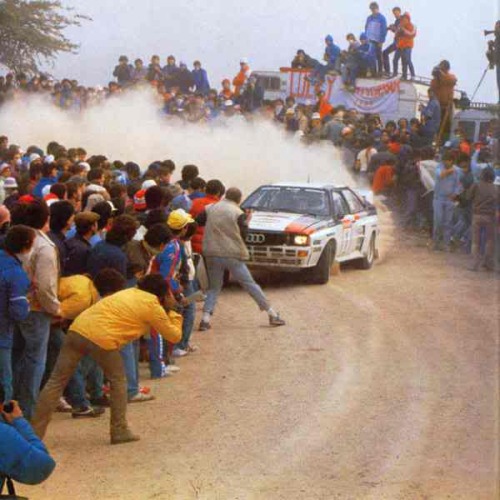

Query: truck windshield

[242,187,330,217]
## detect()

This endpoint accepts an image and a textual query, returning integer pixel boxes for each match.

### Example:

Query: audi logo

[246,233,266,244]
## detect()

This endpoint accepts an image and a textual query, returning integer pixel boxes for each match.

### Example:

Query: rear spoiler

[355,189,374,206]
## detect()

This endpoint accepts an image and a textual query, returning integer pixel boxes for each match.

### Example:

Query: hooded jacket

[324,36,341,64]
[192,68,210,94]
[0,250,30,349]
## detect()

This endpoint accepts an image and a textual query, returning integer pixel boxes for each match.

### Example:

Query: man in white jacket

[11,199,61,420]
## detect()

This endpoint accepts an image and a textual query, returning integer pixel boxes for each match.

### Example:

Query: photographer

[485,21,500,103]
[0,390,56,488]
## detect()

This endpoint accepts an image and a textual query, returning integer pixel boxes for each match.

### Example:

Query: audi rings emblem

[246,233,266,244]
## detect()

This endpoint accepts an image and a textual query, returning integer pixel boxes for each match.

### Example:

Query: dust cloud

[0,89,355,193]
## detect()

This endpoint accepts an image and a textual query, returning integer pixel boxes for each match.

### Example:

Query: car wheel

[357,233,375,270]
[307,241,336,284]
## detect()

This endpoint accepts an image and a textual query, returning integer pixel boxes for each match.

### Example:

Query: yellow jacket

[58,275,99,320]
[70,288,182,350]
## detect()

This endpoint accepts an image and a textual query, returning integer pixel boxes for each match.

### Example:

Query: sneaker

[90,395,111,408]
[139,386,151,395]
[128,392,155,403]
[269,314,286,327]
[56,397,73,413]
[199,320,211,332]
[186,344,199,353]
[72,405,105,418]
[111,430,140,445]
[172,348,188,357]
[165,364,181,373]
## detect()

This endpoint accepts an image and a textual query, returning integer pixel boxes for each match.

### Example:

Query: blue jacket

[0,417,55,485]
[325,41,341,65]
[421,98,441,137]
[33,176,58,199]
[0,250,30,349]
[434,165,462,201]
[87,240,127,279]
[358,43,377,70]
[365,13,388,43]
[155,239,182,294]
[192,68,210,94]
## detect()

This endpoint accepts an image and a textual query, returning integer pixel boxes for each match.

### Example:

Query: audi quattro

[241,182,379,284]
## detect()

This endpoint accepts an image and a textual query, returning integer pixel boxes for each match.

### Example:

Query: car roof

[268,182,347,190]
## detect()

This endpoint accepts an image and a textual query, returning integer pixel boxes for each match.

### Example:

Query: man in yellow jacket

[32,274,182,445]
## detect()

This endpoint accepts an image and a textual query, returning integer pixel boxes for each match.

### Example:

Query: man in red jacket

[189,179,225,256]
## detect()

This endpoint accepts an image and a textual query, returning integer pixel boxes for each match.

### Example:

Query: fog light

[294,235,309,246]
[298,250,308,258]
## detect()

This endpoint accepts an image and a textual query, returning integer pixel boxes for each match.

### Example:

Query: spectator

[233,58,251,97]
[365,2,388,76]
[466,167,499,271]
[0,397,56,487]
[64,212,100,276]
[0,226,35,403]
[430,60,457,142]
[33,162,58,199]
[146,55,163,83]
[420,88,441,142]
[383,7,403,76]
[291,49,317,69]
[10,199,61,420]
[432,151,462,251]
[131,58,147,83]
[397,12,416,80]
[195,188,285,331]
[47,201,75,271]
[240,76,264,113]
[113,56,133,86]
[31,274,182,445]
[192,61,210,95]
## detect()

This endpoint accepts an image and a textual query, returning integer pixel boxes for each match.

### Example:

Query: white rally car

[241,182,379,284]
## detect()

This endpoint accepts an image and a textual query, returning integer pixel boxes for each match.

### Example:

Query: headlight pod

[293,235,309,246]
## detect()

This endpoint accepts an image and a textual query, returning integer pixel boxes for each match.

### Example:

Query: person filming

[0,386,56,493]
[485,21,500,103]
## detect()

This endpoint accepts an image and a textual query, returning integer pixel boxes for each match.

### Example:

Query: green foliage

[0,0,90,74]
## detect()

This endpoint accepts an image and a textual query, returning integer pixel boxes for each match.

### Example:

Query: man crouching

[31,274,182,445]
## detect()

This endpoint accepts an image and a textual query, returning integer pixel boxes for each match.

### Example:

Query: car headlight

[294,235,309,246]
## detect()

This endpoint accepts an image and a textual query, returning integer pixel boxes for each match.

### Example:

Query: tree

[0,0,90,74]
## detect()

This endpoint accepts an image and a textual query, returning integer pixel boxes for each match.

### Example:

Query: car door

[340,189,366,256]
[331,191,352,257]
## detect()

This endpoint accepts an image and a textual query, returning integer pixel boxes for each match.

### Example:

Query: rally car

[241,182,379,284]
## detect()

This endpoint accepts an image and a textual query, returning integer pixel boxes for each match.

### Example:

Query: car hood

[248,211,328,235]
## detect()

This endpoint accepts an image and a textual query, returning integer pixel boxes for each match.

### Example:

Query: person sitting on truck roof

[291,50,317,70]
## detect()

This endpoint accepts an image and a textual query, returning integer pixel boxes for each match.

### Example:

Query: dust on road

[21,207,499,500]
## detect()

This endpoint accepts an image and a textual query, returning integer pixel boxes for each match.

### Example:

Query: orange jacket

[232,64,250,96]
[397,14,416,49]
[318,96,333,119]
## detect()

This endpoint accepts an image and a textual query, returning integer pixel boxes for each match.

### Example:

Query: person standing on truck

[383,7,402,77]
[233,58,251,98]
[195,188,286,331]
[397,12,416,80]
[365,2,387,76]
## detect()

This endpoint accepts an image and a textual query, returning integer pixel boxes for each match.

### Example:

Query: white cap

[78,162,91,172]
[29,153,41,162]
[142,179,157,190]
[3,177,18,189]
[311,112,321,120]
[0,163,10,173]
[44,154,55,164]
[240,57,249,64]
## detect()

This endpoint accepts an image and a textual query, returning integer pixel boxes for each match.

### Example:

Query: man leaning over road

[196,187,285,331]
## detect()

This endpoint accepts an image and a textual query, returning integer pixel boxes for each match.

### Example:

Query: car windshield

[242,187,330,217]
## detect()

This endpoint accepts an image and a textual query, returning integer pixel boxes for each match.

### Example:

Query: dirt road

[20,208,499,500]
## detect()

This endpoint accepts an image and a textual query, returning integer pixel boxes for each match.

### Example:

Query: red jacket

[397,14,416,50]
[190,195,220,253]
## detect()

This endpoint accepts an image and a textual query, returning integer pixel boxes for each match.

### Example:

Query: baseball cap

[133,189,147,211]
[167,209,194,230]
[311,112,321,120]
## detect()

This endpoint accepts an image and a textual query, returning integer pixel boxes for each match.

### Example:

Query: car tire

[307,241,336,284]
[357,233,376,270]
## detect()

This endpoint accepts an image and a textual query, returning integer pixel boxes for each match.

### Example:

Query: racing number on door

[332,192,351,256]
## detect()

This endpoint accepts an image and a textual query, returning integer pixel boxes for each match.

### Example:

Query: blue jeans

[0,347,13,402]
[147,333,166,379]
[120,340,139,398]
[203,257,270,315]
[78,355,104,400]
[383,42,398,74]
[13,311,51,420]
[342,64,359,86]
[404,188,419,227]
[369,41,383,74]
[401,48,415,79]
[177,281,195,350]
[433,198,455,247]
